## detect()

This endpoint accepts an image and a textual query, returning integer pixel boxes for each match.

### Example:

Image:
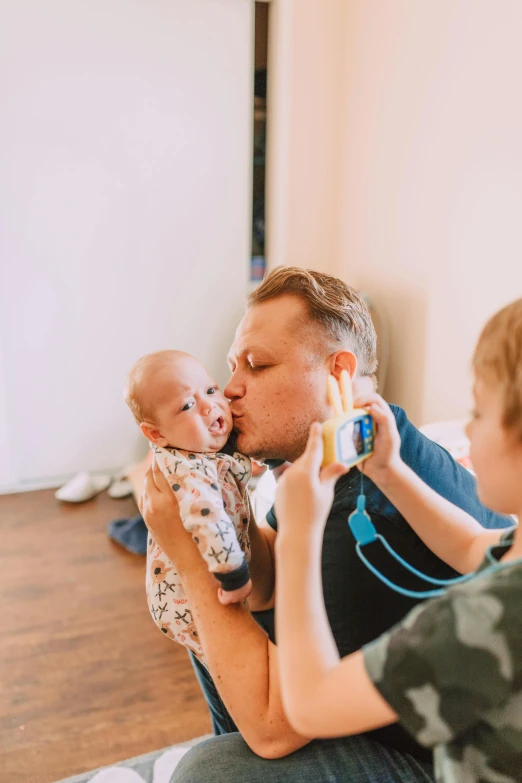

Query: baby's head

[124,350,232,453]
[466,298,522,516]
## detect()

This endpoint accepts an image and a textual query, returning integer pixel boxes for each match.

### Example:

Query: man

[140,267,510,782]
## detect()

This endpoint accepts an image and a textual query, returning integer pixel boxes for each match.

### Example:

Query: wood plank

[0,489,211,783]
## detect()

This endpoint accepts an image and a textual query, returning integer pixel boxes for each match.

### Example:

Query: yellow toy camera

[322,371,375,468]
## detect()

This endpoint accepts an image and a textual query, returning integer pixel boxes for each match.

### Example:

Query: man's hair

[247,266,377,377]
[473,298,522,441]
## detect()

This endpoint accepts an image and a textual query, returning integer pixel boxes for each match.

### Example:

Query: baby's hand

[217,578,253,605]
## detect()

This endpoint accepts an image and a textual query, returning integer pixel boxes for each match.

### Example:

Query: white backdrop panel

[0,0,253,490]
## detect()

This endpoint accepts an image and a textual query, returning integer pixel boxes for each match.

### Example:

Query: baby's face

[148,355,232,452]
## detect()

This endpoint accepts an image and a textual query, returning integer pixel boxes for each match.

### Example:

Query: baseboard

[0,468,124,496]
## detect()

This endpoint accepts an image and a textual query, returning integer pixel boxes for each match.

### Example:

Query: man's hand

[139,457,191,561]
[352,393,403,482]
[275,423,347,539]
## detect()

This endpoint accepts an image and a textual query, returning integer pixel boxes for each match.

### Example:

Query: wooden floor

[0,489,211,783]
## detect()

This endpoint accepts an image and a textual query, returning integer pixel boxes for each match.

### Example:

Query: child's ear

[140,421,168,447]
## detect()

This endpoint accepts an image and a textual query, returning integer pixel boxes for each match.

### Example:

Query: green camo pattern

[364,529,522,782]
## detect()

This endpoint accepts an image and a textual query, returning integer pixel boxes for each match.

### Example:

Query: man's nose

[224,370,244,401]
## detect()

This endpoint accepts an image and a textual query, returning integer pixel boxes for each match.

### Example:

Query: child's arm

[355,394,510,574]
[276,424,513,742]
[274,424,397,737]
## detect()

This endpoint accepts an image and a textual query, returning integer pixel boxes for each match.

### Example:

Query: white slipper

[55,471,112,503]
[112,465,134,482]
[108,478,133,499]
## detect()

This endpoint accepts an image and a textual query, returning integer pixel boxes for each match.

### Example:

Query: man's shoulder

[388,403,465,475]
[388,403,426,447]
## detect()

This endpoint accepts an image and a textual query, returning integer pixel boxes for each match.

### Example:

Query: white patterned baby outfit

[146,445,252,663]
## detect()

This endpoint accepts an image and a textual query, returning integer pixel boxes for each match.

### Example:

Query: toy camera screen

[339,419,364,462]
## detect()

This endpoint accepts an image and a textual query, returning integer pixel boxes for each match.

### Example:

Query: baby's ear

[140,422,168,447]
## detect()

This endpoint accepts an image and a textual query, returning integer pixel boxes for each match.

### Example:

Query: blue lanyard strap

[348,484,475,599]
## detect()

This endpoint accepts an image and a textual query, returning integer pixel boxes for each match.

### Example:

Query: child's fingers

[367,398,394,425]
[320,462,348,484]
[302,422,325,472]
[352,392,382,410]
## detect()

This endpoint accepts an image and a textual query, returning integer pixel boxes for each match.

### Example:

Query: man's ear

[328,350,357,381]
[140,421,168,447]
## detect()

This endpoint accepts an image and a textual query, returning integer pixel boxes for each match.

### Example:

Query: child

[274,299,522,782]
[125,350,253,662]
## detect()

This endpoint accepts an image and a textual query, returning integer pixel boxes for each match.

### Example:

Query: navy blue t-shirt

[263,405,512,761]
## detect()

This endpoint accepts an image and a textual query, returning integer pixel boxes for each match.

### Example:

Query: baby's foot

[218,578,252,605]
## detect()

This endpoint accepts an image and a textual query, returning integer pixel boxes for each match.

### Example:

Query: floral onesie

[146,445,252,663]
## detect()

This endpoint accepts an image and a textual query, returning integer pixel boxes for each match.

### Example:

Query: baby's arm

[355,394,508,573]
[155,448,251,599]
[218,580,252,605]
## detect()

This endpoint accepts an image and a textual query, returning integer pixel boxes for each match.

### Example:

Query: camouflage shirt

[363,528,522,782]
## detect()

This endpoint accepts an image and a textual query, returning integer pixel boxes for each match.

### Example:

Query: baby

[124,350,252,661]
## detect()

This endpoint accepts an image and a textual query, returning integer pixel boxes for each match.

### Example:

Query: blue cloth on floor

[108,514,148,555]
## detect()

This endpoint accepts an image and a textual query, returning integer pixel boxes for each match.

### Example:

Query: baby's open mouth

[208,416,226,434]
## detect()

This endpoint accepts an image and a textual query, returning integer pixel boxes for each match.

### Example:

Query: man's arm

[181,549,310,757]
[247,514,276,611]
[140,460,310,759]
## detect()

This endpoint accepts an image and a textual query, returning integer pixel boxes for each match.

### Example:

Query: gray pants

[172,730,434,783]
[171,649,434,783]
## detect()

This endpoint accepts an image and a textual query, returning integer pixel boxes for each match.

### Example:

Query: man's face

[224,296,331,462]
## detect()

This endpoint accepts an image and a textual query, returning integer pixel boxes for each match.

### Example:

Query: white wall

[0,0,253,492]
[338,0,522,424]
[268,0,522,425]
[266,0,346,273]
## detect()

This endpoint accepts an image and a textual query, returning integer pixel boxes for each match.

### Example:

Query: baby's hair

[473,298,522,441]
[124,350,187,425]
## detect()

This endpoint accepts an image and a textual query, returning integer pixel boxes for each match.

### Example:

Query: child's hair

[473,298,522,440]
[124,350,180,426]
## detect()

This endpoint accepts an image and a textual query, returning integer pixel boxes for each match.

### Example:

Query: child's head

[466,298,522,516]
[125,350,232,453]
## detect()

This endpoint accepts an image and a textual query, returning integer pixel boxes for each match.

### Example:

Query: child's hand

[217,578,252,605]
[275,423,347,537]
[352,393,403,481]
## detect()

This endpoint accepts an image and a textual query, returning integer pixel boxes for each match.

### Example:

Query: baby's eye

[181,400,195,412]
[207,386,217,395]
